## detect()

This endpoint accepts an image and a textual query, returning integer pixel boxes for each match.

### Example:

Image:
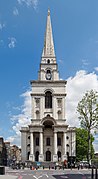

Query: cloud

[0,22,5,31]
[6,136,15,143]
[82,59,89,66]
[94,67,98,72]
[66,70,98,127]
[81,59,90,70]
[13,7,19,16]
[58,59,64,64]
[93,134,98,153]
[8,70,98,152]
[17,0,38,9]
[66,70,98,152]
[8,37,17,48]
[8,90,31,145]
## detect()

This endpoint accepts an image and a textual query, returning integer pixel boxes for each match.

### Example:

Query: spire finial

[42,9,56,58]
[48,8,50,16]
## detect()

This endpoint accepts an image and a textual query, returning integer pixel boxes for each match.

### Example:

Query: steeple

[39,9,59,81]
[42,9,56,59]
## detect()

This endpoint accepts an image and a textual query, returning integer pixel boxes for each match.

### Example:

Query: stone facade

[20,10,76,163]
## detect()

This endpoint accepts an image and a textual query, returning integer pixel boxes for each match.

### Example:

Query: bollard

[49,165,50,170]
[55,166,56,170]
[91,168,94,179]
[43,166,44,170]
[95,168,97,179]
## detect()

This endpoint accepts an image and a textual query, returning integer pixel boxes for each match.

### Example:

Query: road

[5,167,92,179]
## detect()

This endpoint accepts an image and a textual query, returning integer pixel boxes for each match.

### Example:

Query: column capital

[40,131,43,133]
[54,129,58,133]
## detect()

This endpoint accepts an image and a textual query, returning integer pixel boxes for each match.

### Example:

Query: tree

[77,90,98,164]
[76,128,94,162]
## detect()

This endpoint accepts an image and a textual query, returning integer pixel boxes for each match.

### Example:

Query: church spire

[42,9,56,58]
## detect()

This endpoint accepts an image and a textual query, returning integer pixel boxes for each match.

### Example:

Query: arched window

[27,152,30,160]
[45,91,52,108]
[46,69,52,80]
[35,151,39,161]
[46,151,51,161]
[47,69,51,74]
[46,137,50,146]
[66,136,69,140]
[36,137,39,146]
[36,110,40,119]
[58,110,62,119]
[57,137,61,146]
[47,59,50,64]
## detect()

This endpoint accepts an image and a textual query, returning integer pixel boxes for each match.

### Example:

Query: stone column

[62,132,67,161]
[32,98,35,119]
[29,132,34,161]
[53,97,56,119]
[40,132,43,155]
[54,132,57,154]
[62,97,65,119]
[39,132,44,162]
[30,132,34,155]
[53,132,58,162]
[63,132,66,154]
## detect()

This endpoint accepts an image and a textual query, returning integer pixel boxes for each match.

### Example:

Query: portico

[28,115,68,162]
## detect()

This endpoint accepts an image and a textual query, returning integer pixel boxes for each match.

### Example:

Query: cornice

[30,93,67,96]
[30,80,67,84]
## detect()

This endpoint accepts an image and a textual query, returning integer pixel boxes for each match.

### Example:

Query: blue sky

[0,0,98,151]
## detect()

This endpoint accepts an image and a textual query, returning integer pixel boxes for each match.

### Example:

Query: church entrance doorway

[57,151,61,161]
[46,151,51,161]
[27,152,30,160]
[35,151,39,161]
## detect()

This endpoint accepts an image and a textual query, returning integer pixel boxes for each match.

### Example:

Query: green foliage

[77,89,98,130]
[76,128,94,161]
[77,90,98,163]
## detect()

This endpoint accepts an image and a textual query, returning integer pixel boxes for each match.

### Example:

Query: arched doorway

[46,151,51,161]
[35,151,39,161]
[27,152,30,160]
[57,151,61,161]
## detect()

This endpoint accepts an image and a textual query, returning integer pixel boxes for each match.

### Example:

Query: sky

[0,0,98,152]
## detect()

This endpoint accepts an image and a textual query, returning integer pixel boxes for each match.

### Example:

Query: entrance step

[32,161,56,168]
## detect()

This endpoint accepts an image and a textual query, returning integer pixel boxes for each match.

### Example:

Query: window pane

[57,137,61,146]
[45,91,52,108]
[36,137,39,146]
[46,137,50,146]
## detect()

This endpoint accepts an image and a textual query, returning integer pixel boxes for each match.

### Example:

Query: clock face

[46,73,52,80]
[46,70,52,80]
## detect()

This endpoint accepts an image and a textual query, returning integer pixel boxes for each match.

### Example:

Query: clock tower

[20,9,76,164]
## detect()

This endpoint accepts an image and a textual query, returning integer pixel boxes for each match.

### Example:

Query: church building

[20,10,76,163]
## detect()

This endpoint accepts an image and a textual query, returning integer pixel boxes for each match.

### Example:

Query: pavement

[0,167,18,179]
[0,167,92,179]
[0,176,18,179]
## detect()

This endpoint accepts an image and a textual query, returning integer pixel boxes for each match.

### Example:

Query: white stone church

[20,10,76,163]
